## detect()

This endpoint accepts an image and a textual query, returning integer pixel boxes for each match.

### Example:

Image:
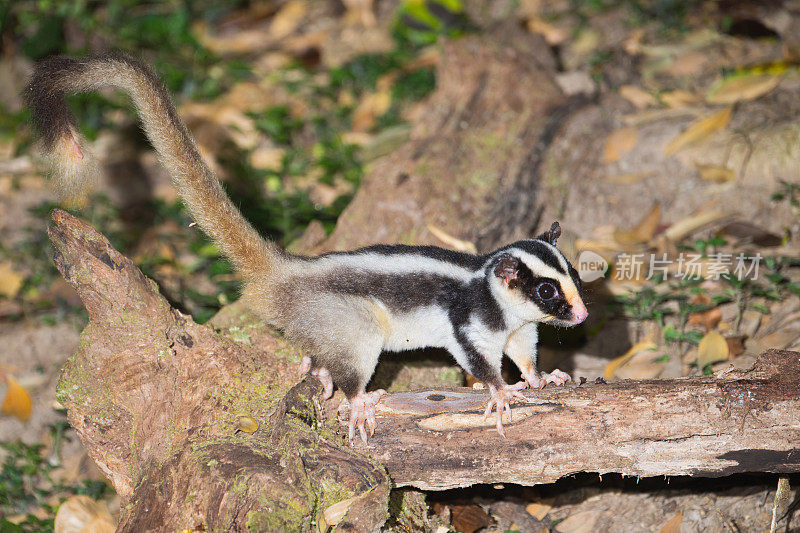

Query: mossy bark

[50,210,389,532]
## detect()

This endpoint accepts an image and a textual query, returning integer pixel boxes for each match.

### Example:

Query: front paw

[542,368,571,386]
[522,368,571,389]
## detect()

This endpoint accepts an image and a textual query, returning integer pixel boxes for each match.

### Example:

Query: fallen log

[346,352,800,489]
[49,209,800,530]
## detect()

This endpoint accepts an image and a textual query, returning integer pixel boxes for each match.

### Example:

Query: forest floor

[1,0,800,531]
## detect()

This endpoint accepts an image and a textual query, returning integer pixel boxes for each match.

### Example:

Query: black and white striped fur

[25,53,587,443]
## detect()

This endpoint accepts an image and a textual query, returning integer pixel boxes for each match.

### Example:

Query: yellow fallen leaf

[602,127,638,163]
[1,375,32,422]
[351,90,392,132]
[619,85,657,109]
[659,513,682,533]
[0,262,24,298]
[706,73,781,105]
[664,107,732,157]
[525,501,552,520]
[321,488,375,528]
[614,204,661,246]
[663,209,728,242]
[695,163,735,183]
[236,415,259,433]
[660,89,698,108]
[604,341,657,379]
[697,330,730,368]
[427,225,478,254]
[268,0,308,40]
[54,495,115,533]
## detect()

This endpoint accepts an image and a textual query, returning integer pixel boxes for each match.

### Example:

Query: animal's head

[488,222,587,327]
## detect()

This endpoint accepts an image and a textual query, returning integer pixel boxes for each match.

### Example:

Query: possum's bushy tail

[25,53,279,280]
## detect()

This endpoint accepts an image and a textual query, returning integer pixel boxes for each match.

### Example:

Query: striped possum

[25,53,588,443]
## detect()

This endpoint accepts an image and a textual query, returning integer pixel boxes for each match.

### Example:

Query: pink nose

[572,303,588,324]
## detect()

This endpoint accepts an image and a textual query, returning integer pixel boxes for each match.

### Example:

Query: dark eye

[536,282,557,300]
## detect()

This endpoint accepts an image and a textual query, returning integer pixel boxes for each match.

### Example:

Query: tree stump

[50,209,389,532]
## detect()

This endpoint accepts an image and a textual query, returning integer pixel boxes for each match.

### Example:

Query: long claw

[299,355,312,375]
[347,390,386,444]
[483,400,494,420]
[496,411,506,438]
[359,420,367,444]
[484,384,526,436]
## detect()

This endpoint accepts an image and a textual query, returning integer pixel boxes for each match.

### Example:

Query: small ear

[493,254,520,289]
[536,221,561,245]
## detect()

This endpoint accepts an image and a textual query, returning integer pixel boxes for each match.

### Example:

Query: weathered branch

[49,209,800,530]
[344,352,800,489]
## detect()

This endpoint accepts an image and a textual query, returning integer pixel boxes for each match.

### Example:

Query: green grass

[0,438,111,532]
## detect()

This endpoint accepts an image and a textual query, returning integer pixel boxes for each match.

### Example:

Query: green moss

[226,326,252,344]
[245,507,309,533]
[317,479,355,510]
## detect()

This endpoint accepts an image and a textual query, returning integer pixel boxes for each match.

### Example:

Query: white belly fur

[382,305,454,352]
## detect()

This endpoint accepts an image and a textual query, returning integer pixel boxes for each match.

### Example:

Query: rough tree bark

[50,209,800,531]
[49,209,389,532]
[346,355,800,490]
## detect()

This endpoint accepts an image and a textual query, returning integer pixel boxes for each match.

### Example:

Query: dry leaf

[236,415,259,433]
[525,501,552,520]
[54,495,115,533]
[0,262,24,298]
[706,73,781,105]
[527,17,569,45]
[351,90,392,132]
[663,210,728,242]
[747,329,800,354]
[660,89,699,108]
[666,50,708,77]
[604,341,657,379]
[664,107,732,157]
[249,146,285,171]
[427,225,478,254]
[623,28,645,55]
[688,307,722,331]
[697,330,730,368]
[695,163,735,183]
[1,375,32,422]
[720,221,782,247]
[614,204,661,246]
[619,85,657,108]
[268,0,308,40]
[555,510,601,533]
[659,513,682,533]
[603,127,638,163]
[605,171,655,184]
[450,503,492,533]
[322,494,360,527]
[726,335,746,357]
